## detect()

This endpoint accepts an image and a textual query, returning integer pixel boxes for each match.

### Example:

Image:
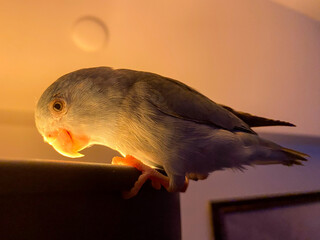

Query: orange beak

[44,129,90,158]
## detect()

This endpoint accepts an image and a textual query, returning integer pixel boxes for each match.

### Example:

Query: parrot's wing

[141,73,255,134]
[219,105,295,128]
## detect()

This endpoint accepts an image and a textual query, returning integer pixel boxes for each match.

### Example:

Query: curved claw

[112,155,170,199]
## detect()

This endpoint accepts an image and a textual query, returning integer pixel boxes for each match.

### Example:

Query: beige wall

[0,0,320,239]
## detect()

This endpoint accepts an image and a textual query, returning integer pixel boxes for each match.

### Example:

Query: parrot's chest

[113,135,162,167]
[98,107,173,168]
[110,132,164,169]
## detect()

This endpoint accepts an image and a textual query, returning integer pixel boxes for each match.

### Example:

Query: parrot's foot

[112,155,170,199]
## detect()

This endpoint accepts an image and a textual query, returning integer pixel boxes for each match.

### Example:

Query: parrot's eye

[52,100,63,112]
[49,98,67,116]
[53,101,63,112]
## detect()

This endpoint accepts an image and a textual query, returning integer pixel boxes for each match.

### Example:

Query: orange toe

[111,155,170,199]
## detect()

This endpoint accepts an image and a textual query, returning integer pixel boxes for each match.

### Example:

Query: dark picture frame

[210,191,320,240]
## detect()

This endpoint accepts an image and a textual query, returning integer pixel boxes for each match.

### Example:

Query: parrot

[35,67,308,198]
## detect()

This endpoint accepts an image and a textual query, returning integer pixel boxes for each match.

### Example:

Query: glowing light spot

[72,16,109,52]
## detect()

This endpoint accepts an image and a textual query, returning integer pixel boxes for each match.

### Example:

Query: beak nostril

[44,132,57,144]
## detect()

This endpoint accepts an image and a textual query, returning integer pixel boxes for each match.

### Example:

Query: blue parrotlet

[35,67,308,198]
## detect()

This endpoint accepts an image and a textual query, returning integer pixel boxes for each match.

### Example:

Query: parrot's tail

[252,146,309,166]
[279,147,309,166]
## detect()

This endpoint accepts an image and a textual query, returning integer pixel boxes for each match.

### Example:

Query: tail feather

[218,132,309,171]
[281,147,309,165]
[253,147,309,167]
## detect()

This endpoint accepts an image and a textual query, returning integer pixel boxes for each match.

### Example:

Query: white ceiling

[271,0,320,21]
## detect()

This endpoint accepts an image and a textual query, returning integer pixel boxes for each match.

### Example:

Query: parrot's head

[35,67,116,158]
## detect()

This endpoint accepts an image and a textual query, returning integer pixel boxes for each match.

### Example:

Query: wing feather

[220,105,295,128]
[128,70,255,134]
